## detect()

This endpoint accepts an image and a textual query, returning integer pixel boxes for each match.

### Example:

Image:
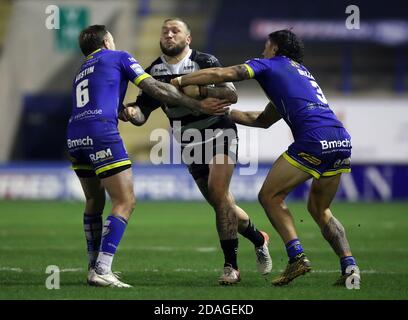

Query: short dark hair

[163,18,191,33]
[268,29,304,64]
[78,25,108,56]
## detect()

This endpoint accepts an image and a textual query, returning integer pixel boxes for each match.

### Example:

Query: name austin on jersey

[76,58,143,83]
[75,66,95,83]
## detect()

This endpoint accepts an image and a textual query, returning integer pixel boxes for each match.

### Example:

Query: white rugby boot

[88,269,132,288]
[255,231,273,275]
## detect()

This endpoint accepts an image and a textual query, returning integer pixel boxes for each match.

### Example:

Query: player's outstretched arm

[137,77,231,115]
[203,82,238,103]
[171,65,251,88]
[229,102,282,128]
[182,83,238,104]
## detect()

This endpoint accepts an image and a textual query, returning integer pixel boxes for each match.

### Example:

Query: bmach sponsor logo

[320,139,352,150]
[89,148,113,162]
[67,136,93,149]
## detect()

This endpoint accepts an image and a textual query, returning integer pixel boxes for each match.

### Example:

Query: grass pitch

[0,200,407,300]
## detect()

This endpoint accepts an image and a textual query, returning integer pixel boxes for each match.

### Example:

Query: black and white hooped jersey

[135,49,233,132]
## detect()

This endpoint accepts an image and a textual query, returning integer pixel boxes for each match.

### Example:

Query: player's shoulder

[191,50,221,68]
[102,50,139,64]
[245,57,270,65]
[245,56,288,70]
[116,50,139,61]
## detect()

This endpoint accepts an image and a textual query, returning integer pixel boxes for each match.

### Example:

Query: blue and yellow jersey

[70,48,150,125]
[244,56,343,139]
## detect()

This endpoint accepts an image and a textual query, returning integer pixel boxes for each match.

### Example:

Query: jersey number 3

[310,80,328,104]
[76,79,89,108]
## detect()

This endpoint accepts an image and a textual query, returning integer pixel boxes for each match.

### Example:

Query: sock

[95,214,128,274]
[83,213,103,269]
[285,238,304,263]
[220,238,239,270]
[340,256,357,275]
[241,220,265,248]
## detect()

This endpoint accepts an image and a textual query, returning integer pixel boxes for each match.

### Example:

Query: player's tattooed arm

[181,82,237,103]
[229,102,282,128]
[138,77,231,115]
[321,216,352,257]
[171,65,251,88]
[203,82,238,103]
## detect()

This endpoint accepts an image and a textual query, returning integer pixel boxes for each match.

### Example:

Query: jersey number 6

[76,79,90,108]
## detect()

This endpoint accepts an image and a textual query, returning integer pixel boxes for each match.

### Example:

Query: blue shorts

[283,126,352,179]
[66,121,131,178]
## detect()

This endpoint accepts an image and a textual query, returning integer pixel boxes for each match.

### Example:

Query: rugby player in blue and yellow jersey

[67,25,231,287]
[171,30,360,287]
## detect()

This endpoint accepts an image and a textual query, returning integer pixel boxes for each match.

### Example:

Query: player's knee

[258,189,285,208]
[208,188,230,210]
[308,202,331,226]
[85,193,105,212]
[111,195,136,218]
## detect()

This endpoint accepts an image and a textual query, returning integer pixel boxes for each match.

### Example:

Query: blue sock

[83,213,103,269]
[340,256,357,275]
[95,214,128,274]
[285,238,304,262]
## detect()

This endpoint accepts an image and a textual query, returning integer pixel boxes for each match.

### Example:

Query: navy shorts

[180,117,238,180]
[283,126,352,179]
[66,120,131,178]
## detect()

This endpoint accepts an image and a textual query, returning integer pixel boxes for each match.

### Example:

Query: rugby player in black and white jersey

[122,18,272,284]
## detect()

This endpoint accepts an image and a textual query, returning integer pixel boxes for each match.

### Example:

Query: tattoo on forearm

[233,65,250,80]
[140,78,201,112]
[321,217,351,256]
[206,86,237,103]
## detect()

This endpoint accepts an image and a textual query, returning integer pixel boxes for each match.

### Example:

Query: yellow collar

[85,48,102,60]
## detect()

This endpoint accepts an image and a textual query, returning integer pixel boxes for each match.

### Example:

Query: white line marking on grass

[174,268,196,272]
[122,246,218,252]
[60,268,83,272]
[302,248,408,253]
[174,268,221,273]
[0,267,23,272]
[309,269,392,274]
[142,268,397,275]
[195,247,217,252]
[0,266,398,276]
[142,246,175,251]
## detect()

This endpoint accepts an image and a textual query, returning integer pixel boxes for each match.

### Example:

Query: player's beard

[160,40,187,57]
